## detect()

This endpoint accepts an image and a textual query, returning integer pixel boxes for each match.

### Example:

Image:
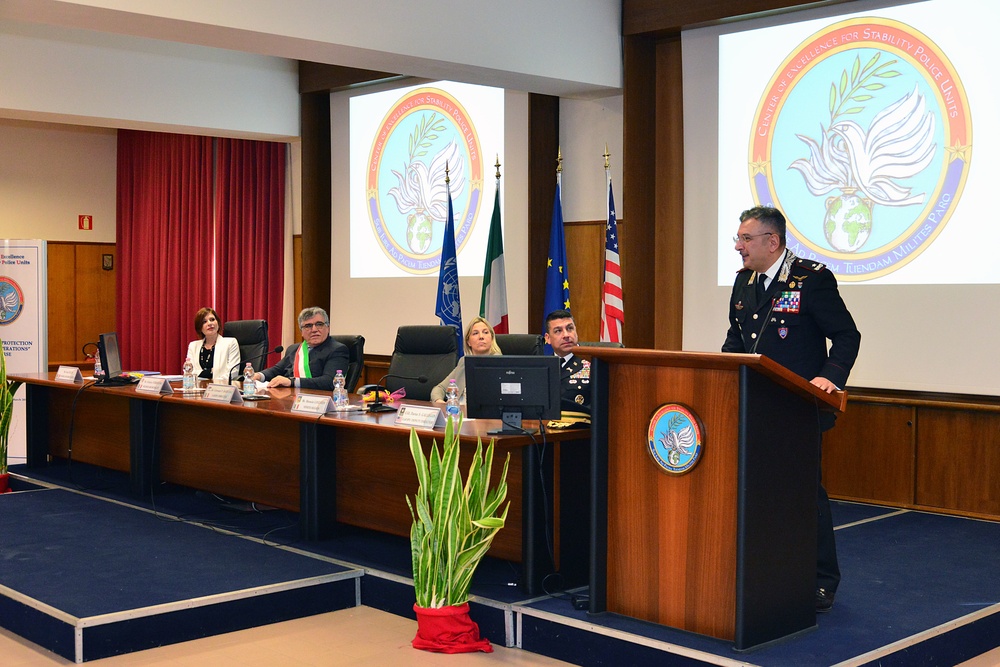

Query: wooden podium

[579,348,845,651]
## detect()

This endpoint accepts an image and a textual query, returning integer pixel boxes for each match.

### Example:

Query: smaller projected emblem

[366,87,484,275]
[749,17,971,280]
[0,276,24,325]
[647,403,704,475]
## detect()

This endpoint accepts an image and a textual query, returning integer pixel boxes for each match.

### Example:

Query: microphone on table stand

[228,346,284,385]
[365,373,428,413]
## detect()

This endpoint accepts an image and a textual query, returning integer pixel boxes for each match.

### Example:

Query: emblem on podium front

[647,403,704,475]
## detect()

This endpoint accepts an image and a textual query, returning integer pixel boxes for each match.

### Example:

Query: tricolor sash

[293,344,312,378]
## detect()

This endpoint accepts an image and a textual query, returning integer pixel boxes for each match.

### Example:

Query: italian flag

[480,183,508,333]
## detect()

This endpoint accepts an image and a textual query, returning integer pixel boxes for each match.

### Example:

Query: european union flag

[435,178,464,357]
[543,171,570,347]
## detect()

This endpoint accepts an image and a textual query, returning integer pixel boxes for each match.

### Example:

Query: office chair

[385,325,458,401]
[330,334,366,393]
[224,319,269,376]
[495,333,544,356]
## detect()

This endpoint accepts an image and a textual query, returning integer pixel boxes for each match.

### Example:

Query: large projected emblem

[749,18,971,280]
[366,87,484,275]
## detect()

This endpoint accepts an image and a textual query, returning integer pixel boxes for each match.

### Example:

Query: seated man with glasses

[251,306,349,390]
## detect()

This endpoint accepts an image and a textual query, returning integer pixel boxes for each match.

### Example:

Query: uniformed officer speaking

[722,206,861,613]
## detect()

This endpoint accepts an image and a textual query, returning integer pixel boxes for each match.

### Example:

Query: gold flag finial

[556,147,563,173]
[495,154,501,181]
[604,143,610,170]
[445,160,450,185]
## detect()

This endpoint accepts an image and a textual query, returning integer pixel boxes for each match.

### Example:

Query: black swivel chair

[224,319,269,380]
[495,333,544,356]
[330,334,365,393]
[386,325,458,402]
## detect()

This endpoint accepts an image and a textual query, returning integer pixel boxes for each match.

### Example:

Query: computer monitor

[97,331,126,384]
[464,355,561,435]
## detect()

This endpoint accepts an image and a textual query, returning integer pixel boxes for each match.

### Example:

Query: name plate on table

[395,404,446,429]
[202,383,245,405]
[291,394,333,415]
[55,366,83,383]
[136,376,174,395]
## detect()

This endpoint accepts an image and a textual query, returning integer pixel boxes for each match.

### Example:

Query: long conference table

[12,373,591,595]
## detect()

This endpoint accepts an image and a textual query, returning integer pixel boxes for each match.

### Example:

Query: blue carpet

[0,488,350,617]
[9,462,533,604]
[11,464,999,665]
[521,504,1000,666]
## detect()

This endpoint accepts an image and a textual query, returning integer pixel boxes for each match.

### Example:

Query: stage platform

[2,463,999,665]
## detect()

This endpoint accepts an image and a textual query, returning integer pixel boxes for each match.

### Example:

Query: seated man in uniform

[544,309,591,417]
[250,307,349,391]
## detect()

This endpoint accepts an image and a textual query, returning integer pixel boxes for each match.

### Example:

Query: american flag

[600,176,623,344]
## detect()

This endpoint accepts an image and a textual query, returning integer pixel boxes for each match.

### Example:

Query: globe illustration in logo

[406,210,435,254]
[823,191,872,253]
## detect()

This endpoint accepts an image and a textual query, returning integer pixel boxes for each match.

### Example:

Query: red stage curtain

[215,138,286,362]
[116,131,214,374]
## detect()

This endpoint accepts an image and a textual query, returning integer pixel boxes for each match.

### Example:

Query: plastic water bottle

[243,362,255,398]
[333,370,349,410]
[93,354,103,380]
[182,356,195,390]
[445,379,461,418]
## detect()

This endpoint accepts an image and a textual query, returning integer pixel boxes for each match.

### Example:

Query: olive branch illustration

[828,52,901,126]
[407,112,447,162]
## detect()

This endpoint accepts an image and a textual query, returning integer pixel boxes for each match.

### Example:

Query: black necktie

[756,274,767,302]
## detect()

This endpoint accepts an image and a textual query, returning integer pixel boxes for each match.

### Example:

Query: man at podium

[722,206,861,613]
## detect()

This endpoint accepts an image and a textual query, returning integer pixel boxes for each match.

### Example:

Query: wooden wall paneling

[361,356,390,389]
[528,94,559,329]
[622,34,658,349]
[823,402,915,505]
[75,243,116,356]
[655,36,685,351]
[292,234,300,328]
[623,0,825,36]
[47,243,77,363]
[564,220,607,342]
[298,62,397,94]
[915,408,1000,517]
[300,91,332,314]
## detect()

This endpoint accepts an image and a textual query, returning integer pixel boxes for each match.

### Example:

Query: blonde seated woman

[430,316,502,403]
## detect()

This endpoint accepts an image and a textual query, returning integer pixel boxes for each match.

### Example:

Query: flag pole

[435,161,464,356]
[479,155,509,333]
[542,148,570,351]
[600,144,624,344]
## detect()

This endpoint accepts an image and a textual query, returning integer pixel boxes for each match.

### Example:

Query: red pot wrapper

[412,603,492,653]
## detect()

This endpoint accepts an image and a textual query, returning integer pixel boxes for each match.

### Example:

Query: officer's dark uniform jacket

[722,249,861,412]
[559,354,592,416]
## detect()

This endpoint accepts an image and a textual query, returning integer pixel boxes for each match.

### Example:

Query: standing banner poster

[1,240,47,466]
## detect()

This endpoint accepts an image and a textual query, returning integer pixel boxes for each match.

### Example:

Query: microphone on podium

[228,345,283,385]
[365,372,428,413]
